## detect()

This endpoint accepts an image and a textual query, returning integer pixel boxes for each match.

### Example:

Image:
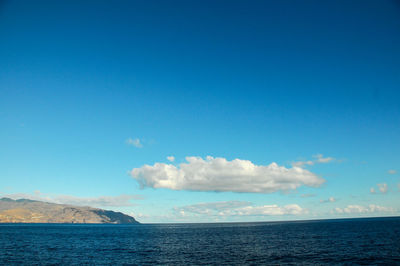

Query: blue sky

[1,0,399,223]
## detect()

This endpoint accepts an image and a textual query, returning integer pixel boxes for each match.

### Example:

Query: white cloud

[320,197,336,203]
[334,207,344,214]
[292,154,335,168]
[371,183,389,194]
[388,169,397,175]
[334,204,394,214]
[167,156,175,162]
[378,183,388,194]
[300,193,316,198]
[292,160,314,167]
[52,194,141,207]
[315,154,334,163]
[2,193,142,207]
[133,212,150,219]
[176,201,251,215]
[130,156,325,193]
[174,201,307,217]
[236,204,306,216]
[126,138,143,148]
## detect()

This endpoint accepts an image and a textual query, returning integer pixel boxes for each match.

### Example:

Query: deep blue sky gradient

[1,0,399,222]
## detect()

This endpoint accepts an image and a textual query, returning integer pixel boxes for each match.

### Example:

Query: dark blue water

[1,217,400,265]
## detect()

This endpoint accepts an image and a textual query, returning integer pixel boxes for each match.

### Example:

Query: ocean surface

[1,217,399,265]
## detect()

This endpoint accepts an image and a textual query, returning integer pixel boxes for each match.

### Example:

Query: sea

[1,217,399,265]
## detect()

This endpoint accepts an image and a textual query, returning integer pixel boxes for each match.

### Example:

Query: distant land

[0,198,139,224]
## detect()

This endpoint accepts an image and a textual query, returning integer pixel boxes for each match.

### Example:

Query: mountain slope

[0,198,139,224]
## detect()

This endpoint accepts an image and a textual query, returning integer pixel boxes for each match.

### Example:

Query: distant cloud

[134,213,150,219]
[334,204,394,214]
[174,201,307,217]
[370,183,389,194]
[52,194,142,207]
[315,154,334,163]
[388,169,397,175]
[235,204,306,216]
[126,138,143,148]
[2,193,142,207]
[292,154,335,168]
[131,156,325,193]
[167,156,175,162]
[300,193,316,198]
[320,197,336,203]
[176,201,251,215]
[378,183,388,194]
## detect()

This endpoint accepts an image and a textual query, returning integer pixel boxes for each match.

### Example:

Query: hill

[0,198,139,224]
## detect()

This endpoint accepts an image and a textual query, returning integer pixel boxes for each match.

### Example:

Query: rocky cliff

[0,198,139,224]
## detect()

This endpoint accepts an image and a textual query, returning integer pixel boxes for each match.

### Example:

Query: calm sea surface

[1,217,399,265]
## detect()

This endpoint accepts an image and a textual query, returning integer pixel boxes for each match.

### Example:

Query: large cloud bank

[130,156,325,193]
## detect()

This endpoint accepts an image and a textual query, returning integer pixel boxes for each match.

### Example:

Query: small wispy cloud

[378,183,388,193]
[300,193,316,198]
[173,201,307,218]
[320,197,336,203]
[292,154,335,168]
[167,156,175,162]
[388,169,397,175]
[334,204,394,214]
[2,192,143,207]
[371,183,388,194]
[126,138,143,148]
